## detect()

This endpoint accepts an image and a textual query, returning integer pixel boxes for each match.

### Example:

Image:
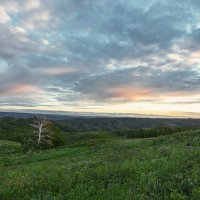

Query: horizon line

[0,109,200,119]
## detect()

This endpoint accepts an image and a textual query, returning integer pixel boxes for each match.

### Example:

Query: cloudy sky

[0,0,200,117]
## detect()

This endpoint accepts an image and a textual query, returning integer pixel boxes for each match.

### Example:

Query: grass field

[0,130,200,200]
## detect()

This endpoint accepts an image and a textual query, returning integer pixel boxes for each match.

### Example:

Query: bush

[49,123,65,147]
[192,188,200,200]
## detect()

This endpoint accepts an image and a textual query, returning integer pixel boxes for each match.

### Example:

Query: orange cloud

[106,86,200,102]
[109,86,154,101]
[40,67,78,75]
[0,84,40,95]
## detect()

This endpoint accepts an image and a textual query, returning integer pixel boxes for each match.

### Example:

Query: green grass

[0,130,200,200]
[0,140,21,154]
[65,131,122,147]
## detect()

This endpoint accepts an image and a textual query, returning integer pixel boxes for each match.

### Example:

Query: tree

[31,115,52,146]
[21,115,65,152]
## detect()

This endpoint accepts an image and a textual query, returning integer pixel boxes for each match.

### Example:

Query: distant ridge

[0,111,200,132]
[0,110,168,120]
[0,112,77,120]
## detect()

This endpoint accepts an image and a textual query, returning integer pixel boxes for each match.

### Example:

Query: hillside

[56,117,200,132]
[1,130,200,199]
[0,117,198,143]
[0,116,200,142]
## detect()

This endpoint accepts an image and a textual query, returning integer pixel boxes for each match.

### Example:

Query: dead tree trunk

[31,115,52,146]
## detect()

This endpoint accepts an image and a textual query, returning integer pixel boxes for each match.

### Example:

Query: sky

[0,0,200,118]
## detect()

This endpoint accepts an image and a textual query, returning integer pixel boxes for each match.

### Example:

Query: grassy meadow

[0,126,200,200]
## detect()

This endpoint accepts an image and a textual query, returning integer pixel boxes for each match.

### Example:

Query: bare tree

[20,115,64,152]
[30,115,53,147]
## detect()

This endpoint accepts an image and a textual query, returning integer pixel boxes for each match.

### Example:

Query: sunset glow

[0,0,200,118]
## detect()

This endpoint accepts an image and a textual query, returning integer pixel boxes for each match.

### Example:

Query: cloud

[24,0,41,11]
[0,0,200,115]
[40,67,79,75]
[0,84,40,96]
[0,7,10,24]
[74,66,200,102]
